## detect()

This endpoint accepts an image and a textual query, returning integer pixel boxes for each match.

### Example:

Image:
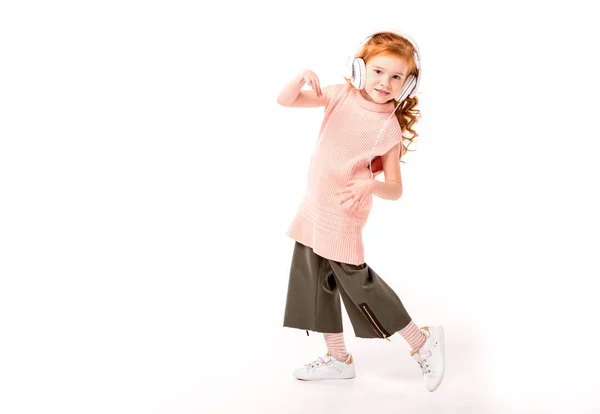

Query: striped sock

[323,332,350,362]
[398,320,427,350]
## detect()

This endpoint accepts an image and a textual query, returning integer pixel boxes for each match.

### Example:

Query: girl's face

[361,54,409,104]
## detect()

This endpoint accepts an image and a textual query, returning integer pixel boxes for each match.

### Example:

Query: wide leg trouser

[283,241,413,339]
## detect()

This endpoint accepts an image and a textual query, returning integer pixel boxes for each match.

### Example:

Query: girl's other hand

[335,179,375,212]
[299,69,322,97]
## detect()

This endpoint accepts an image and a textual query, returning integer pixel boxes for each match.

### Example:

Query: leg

[283,242,343,334]
[398,321,427,350]
[327,260,414,339]
[323,332,350,362]
[328,259,445,391]
[283,243,356,381]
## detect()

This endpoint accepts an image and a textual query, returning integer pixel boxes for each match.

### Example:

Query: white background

[1,1,599,413]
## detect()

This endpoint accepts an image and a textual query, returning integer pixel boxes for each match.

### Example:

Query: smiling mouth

[375,88,389,95]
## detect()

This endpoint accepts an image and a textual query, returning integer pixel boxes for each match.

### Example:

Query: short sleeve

[315,84,351,142]
[323,83,350,116]
[376,116,403,158]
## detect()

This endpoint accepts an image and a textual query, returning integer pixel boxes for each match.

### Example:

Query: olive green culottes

[283,241,413,339]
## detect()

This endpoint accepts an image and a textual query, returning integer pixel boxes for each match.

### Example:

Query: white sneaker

[293,352,355,381]
[411,326,445,392]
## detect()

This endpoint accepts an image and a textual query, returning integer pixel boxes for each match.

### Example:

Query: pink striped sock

[398,321,427,350]
[323,332,350,362]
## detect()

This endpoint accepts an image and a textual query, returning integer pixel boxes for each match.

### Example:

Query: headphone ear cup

[351,58,366,89]
[395,75,416,102]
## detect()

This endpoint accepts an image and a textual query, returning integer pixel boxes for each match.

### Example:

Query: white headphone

[348,29,422,103]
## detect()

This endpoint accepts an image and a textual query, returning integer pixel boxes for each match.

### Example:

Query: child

[277,30,445,392]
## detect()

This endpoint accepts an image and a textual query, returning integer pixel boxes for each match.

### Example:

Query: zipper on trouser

[359,303,391,341]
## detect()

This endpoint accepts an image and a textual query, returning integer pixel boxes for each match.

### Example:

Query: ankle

[328,350,351,363]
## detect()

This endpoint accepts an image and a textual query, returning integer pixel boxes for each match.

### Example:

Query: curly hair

[345,32,422,162]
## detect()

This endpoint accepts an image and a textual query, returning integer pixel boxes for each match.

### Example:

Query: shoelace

[306,356,332,369]
[417,359,431,375]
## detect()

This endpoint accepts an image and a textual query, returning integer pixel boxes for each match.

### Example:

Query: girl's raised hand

[299,69,322,97]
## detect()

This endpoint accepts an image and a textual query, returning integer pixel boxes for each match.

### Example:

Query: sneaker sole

[295,376,355,381]
[428,326,445,392]
[294,368,356,381]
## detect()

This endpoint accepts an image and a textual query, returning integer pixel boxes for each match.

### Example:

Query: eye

[393,75,402,80]
[374,69,382,74]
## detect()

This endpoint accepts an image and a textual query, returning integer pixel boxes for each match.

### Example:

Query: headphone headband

[355,29,421,66]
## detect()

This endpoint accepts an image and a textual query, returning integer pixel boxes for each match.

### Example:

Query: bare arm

[276,70,329,108]
[372,144,403,200]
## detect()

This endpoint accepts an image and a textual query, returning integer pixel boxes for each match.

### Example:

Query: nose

[379,78,391,89]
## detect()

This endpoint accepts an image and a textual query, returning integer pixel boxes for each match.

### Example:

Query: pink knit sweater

[286,83,402,265]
